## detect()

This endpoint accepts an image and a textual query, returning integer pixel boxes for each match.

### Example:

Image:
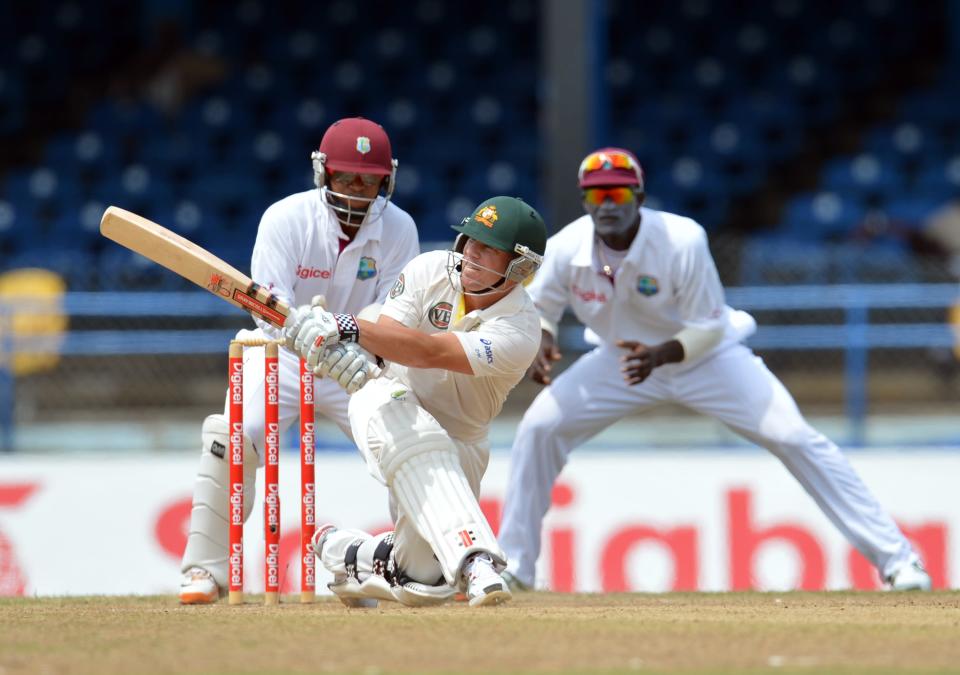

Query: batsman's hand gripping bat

[100,206,290,328]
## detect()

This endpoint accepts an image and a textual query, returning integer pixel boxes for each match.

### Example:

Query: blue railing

[1,284,958,450]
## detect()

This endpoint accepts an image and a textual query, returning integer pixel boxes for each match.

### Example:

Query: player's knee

[517,396,567,442]
[201,414,258,520]
[380,426,453,482]
[365,401,456,482]
[759,419,819,457]
[516,414,554,443]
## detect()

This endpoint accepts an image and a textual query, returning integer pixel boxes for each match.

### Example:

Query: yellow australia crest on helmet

[474,205,498,228]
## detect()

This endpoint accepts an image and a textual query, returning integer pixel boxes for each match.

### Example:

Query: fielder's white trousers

[498,343,919,587]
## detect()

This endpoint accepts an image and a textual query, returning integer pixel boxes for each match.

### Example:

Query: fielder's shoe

[464,553,512,607]
[179,567,219,605]
[886,560,932,591]
[501,571,532,592]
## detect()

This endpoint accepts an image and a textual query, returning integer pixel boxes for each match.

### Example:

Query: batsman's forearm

[356,320,466,371]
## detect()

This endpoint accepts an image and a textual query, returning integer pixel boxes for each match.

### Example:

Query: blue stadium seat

[821,154,901,198]
[782,192,866,241]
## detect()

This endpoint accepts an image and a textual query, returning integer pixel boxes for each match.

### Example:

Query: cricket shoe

[886,560,932,591]
[179,567,219,605]
[501,571,532,593]
[464,553,512,607]
[309,523,339,560]
[310,524,378,608]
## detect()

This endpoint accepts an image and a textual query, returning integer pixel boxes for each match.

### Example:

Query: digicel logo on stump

[151,484,947,592]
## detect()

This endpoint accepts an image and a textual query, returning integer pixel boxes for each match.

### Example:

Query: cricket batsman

[284,196,548,607]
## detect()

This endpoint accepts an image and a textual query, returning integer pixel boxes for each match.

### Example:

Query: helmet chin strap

[465,275,507,296]
[446,252,513,297]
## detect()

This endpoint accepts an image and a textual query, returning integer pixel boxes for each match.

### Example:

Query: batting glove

[316,343,380,394]
[282,295,328,352]
[299,311,360,370]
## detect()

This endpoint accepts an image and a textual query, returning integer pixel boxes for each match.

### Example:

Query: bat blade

[100,206,290,328]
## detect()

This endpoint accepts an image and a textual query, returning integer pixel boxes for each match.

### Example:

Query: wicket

[227,338,316,606]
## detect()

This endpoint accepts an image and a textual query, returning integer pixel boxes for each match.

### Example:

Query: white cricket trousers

[499,343,919,588]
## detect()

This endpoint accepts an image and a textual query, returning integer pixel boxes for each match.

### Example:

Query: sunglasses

[582,187,636,206]
[578,151,638,177]
[330,171,383,187]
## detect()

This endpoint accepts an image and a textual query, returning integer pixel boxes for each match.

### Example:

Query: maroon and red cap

[577,147,644,188]
[319,117,394,175]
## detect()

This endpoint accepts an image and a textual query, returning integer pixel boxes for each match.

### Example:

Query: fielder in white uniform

[497,147,932,592]
[284,196,548,607]
[179,117,420,603]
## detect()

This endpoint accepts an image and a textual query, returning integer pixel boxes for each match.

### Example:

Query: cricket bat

[100,206,290,328]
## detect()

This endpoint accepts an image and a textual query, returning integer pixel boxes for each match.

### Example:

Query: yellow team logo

[474,205,498,228]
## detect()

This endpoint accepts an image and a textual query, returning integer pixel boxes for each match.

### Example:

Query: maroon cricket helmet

[318,117,394,176]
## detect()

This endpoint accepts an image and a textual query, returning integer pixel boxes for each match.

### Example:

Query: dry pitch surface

[2,592,959,674]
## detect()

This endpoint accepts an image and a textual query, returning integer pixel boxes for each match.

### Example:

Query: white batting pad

[391,449,503,586]
[349,380,503,587]
[180,414,257,591]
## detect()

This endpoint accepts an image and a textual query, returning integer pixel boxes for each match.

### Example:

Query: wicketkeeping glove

[315,342,380,394]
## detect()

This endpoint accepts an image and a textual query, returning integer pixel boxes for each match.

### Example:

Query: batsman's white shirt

[379,250,541,444]
[531,207,755,358]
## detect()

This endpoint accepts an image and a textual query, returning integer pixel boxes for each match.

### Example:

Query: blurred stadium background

[3,0,959,452]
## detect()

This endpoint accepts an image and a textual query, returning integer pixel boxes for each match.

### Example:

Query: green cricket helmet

[448,196,547,292]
